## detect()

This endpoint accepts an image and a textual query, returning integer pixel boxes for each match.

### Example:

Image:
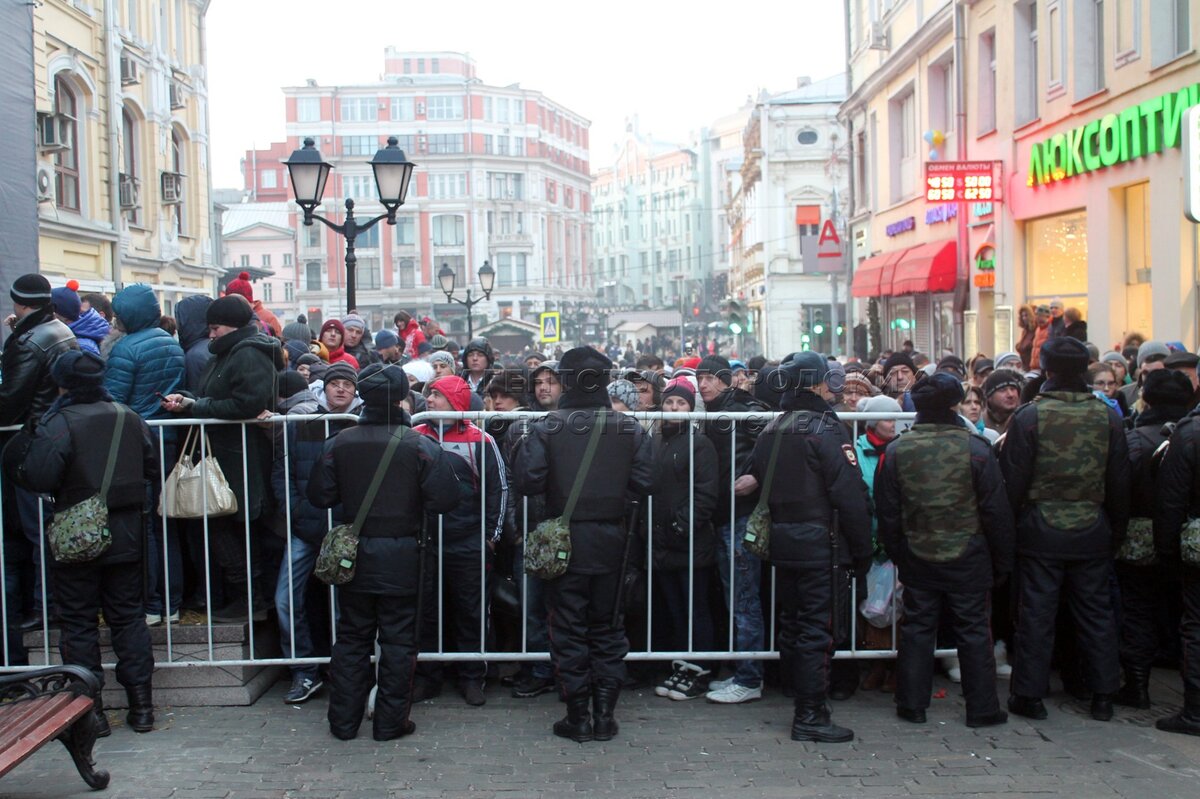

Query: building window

[398,258,416,288]
[260,169,277,189]
[1026,211,1088,316]
[1116,0,1140,61]
[429,173,467,199]
[171,128,186,235]
[395,215,415,245]
[431,58,439,73]
[1124,182,1152,334]
[357,257,381,290]
[53,76,80,212]
[390,96,414,121]
[796,128,820,145]
[121,107,139,224]
[427,134,464,154]
[426,95,464,120]
[441,255,465,288]
[1151,0,1190,66]
[341,174,375,199]
[1047,1,1065,89]
[304,225,320,248]
[432,214,465,246]
[283,253,292,267]
[262,282,273,303]
[339,97,378,122]
[1075,1,1105,99]
[488,172,524,200]
[305,262,322,291]
[978,30,997,133]
[262,254,271,268]
[356,225,379,249]
[340,135,376,156]
[1014,0,1039,125]
[888,88,916,203]
[174,0,185,57]
[126,0,137,32]
[239,254,250,268]
[296,97,320,122]
[284,281,294,303]
[496,253,527,286]
[927,55,953,134]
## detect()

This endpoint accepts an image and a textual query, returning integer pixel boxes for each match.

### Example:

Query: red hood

[429,375,472,412]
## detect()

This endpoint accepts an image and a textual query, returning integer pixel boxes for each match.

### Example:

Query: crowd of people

[2,271,1199,747]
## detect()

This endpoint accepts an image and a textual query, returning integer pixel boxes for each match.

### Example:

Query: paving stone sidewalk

[3,670,1199,799]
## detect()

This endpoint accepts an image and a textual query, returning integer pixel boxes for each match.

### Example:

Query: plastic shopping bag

[860,560,900,629]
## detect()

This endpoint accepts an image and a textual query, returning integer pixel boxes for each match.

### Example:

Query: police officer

[999,337,1130,722]
[1116,370,1193,710]
[875,373,1015,727]
[1152,377,1200,736]
[749,351,872,742]
[512,346,654,742]
[307,364,458,741]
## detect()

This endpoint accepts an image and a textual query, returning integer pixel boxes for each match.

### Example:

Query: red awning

[851,248,912,298]
[795,205,821,226]
[890,240,957,295]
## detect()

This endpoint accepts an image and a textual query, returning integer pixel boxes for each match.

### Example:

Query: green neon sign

[1027,83,1200,187]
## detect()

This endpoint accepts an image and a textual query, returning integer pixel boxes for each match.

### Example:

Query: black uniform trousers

[775,566,846,702]
[327,589,418,740]
[416,551,488,684]
[897,586,1000,717]
[1012,556,1120,698]
[544,570,627,697]
[1116,563,1164,671]
[1182,570,1200,697]
[55,560,154,689]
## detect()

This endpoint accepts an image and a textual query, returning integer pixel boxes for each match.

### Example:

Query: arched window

[53,76,80,211]
[171,128,185,234]
[121,108,139,224]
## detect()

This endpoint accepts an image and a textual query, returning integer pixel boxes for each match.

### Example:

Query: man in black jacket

[749,351,872,742]
[875,373,1015,728]
[696,355,771,703]
[999,337,1130,722]
[6,350,158,734]
[512,346,654,742]
[1,273,78,646]
[308,363,458,741]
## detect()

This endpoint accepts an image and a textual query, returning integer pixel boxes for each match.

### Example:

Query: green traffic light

[812,323,825,335]
[729,322,743,335]
[801,333,811,343]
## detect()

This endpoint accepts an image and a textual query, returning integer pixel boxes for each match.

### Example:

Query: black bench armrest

[0,666,101,703]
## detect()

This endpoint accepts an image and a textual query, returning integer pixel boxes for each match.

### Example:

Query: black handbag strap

[757,411,793,503]
[100,406,128,499]
[350,425,410,533]
[563,409,606,522]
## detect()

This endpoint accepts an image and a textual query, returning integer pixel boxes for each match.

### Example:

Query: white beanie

[858,395,903,429]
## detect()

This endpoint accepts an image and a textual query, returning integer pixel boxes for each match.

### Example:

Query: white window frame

[1150,0,1191,67]
[426,95,464,121]
[1046,0,1067,94]
[1115,0,1141,67]
[1074,0,1106,100]
[977,29,997,134]
[296,97,320,123]
[1014,0,1039,127]
[390,96,414,121]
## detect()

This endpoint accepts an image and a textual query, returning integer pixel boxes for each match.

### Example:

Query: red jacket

[399,320,427,359]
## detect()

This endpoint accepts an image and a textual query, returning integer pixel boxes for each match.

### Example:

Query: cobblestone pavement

[3,669,1200,799]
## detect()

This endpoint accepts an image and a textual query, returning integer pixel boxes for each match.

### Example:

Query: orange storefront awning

[891,240,957,295]
[851,248,912,298]
[795,205,821,226]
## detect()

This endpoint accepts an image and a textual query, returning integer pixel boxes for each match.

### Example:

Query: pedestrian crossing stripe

[540,312,560,343]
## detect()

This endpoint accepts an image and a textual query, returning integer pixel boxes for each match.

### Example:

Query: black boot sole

[791,726,854,743]
[553,722,593,743]
[592,721,618,741]
[1156,716,1200,736]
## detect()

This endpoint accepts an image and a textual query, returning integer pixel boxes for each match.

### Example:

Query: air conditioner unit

[416,101,425,115]
[36,162,54,203]
[168,81,185,110]
[160,171,184,204]
[118,173,139,209]
[37,112,71,151]
[120,52,139,85]
[868,21,890,51]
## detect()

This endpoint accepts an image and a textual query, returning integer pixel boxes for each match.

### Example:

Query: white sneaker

[942,656,962,683]
[706,675,736,693]
[994,641,1012,679]
[705,682,763,704]
[145,613,162,626]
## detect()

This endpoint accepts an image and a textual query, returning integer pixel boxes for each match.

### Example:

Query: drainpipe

[953,0,970,352]
[104,1,122,291]
[201,0,216,292]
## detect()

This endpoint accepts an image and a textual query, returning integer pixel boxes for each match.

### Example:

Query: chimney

[796,76,811,88]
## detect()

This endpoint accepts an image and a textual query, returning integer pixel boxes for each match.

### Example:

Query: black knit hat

[206,294,254,328]
[11,273,52,307]
[1142,369,1195,407]
[696,355,733,386]
[278,370,309,398]
[486,366,528,400]
[559,346,612,397]
[910,372,965,412]
[778,351,829,392]
[983,368,1024,398]
[883,351,917,377]
[1040,337,1090,375]
[50,350,104,389]
[936,355,967,379]
[357,363,409,407]
[323,361,358,387]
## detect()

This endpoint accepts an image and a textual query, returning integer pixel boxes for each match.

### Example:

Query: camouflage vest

[894,424,980,562]
[1027,391,1109,531]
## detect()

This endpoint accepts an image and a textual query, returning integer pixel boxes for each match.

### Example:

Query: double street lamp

[438,260,495,340]
[285,136,416,314]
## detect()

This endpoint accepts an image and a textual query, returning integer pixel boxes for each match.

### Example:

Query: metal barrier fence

[0,408,960,674]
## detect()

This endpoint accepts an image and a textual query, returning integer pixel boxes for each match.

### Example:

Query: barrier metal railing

[0,408,962,674]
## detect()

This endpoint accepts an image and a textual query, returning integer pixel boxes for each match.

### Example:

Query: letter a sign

[815,219,845,274]
[540,311,561,343]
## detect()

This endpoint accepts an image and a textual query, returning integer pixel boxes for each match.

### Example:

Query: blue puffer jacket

[105,284,185,420]
[68,308,111,356]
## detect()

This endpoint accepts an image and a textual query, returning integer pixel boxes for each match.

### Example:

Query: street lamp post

[438,260,495,340]
[285,136,416,314]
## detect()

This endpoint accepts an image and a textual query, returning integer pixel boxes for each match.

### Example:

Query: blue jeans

[516,542,552,679]
[275,536,319,680]
[145,515,182,616]
[715,516,764,687]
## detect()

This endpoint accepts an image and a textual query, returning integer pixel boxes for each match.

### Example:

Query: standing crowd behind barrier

[5,278,1200,742]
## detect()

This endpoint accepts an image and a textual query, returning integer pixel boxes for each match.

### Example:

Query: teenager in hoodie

[51,281,110,356]
[459,337,495,396]
[412,375,508,706]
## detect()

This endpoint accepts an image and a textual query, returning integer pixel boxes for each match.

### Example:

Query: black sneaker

[284,676,324,704]
[655,660,688,698]
[511,673,555,699]
[459,680,486,706]
[667,664,711,701]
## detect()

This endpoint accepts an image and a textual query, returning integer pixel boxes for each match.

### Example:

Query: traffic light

[692,305,701,317]
[812,309,825,336]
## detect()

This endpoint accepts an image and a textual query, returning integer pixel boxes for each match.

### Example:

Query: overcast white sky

[207,0,848,188]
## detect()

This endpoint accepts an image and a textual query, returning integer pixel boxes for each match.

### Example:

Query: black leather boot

[1090,693,1114,721]
[1114,665,1151,709]
[592,679,620,741]
[553,693,593,742]
[93,695,110,738]
[125,684,154,733]
[791,698,854,743]
[1156,690,1200,737]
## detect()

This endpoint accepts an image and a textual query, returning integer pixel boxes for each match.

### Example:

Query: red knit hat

[225,271,253,302]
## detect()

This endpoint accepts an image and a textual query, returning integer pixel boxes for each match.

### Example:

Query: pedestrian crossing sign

[539,312,561,343]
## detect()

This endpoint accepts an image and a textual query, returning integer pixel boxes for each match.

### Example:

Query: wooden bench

[0,665,109,790]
